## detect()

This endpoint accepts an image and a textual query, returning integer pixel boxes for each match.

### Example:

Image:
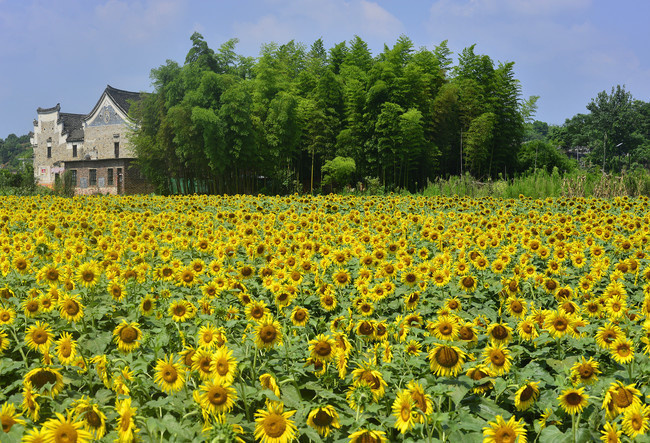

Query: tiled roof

[37,104,61,114]
[59,113,85,141]
[105,85,142,115]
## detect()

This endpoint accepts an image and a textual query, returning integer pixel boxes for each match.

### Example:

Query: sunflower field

[1,194,650,442]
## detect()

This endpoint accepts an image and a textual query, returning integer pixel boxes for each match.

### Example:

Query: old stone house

[31,85,153,195]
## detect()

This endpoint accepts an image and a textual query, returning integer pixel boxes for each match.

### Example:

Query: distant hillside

[1,133,32,170]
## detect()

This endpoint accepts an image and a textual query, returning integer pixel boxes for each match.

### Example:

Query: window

[107,168,114,186]
[89,169,97,186]
[72,145,77,157]
[70,170,77,186]
[114,142,119,158]
[47,146,51,158]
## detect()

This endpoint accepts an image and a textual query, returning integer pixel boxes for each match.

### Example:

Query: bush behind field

[421,168,650,199]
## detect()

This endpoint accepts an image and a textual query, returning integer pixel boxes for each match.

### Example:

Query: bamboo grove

[129,34,533,194]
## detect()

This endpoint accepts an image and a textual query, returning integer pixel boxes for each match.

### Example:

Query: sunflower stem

[10,323,29,368]
[628,360,634,382]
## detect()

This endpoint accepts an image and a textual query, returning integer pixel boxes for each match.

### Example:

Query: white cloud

[231,0,404,54]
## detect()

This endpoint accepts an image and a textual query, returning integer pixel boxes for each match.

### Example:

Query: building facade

[31,85,153,195]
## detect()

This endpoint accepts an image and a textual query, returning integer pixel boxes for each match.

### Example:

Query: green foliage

[321,156,356,190]
[130,34,532,194]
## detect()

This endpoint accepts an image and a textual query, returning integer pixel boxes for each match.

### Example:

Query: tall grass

[421,168,650,199]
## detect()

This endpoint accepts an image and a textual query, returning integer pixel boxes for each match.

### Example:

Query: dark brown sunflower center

[462,277,475,288]
[614,388,634,408]
[33,329,48,344]
[120,326,138,343]
[208,386,227,405]
[294,310,307,321]
[520,385,535,402]
[360,372,381,389]
[163,365,178,383]
[26,300,39,312]
[313,410,333,427]
[216,359,229,376]
[436,347,459,368]
[85,410,102,428]
[263,414,287,438]
[565,392,582,406]
[490,351,506,366]
[491,325,508,340]
[459,326,474,340]
[510,301,523,313]
[260,326,278,343]
[65,300,80,316]
[553,318,568,332]
[314,342,331,357]
[82,270,95,282]
[30,369,57,389]
[358,321,373,336]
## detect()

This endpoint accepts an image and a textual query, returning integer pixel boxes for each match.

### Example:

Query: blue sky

[1,0,649,139]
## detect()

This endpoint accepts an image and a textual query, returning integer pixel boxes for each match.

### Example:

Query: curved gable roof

[85,85,143,123]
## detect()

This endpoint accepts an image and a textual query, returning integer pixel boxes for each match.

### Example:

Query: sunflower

[115,397,138,443]
[76,261,101,288]
[428,343,466,377]
[192,348,215,380]
[505,296,527,318]
[255,315,283,349]
[22,297,40,318]
[41,411,93,443]
[113,320,142,353]
[482,343,512,376]
[595,322,624,349]
[178,266,198,287]
[348,429,387,443]
[570,357,601,386]
[198,380,238,415]
[610,337,635,364]
[260,373,281,397]
[459,275,477,292]
[245,300,269,323]
[154,354,186,394]
[197,324,223,349]
[107,280,126,302]
[487,323,513,345]
[306,405,341,437]
[0,329,9,354]
[601,421,622,443]
[22,426,47,442]
[139,294,156,316]
[290,306,309,326]
[319,292,338,311]
[308,334,336,362]
[622,403,650,439]
[430,316,459,341]
[55,331,77,365]
[467,365,494,394]
[482,415,527,443]
[0,402,26,433]
[406,380,433,420]
[254,401,297,443]
[352,361,388,400]
[21,385,40,421]
[514,381,540,411]
[0,307,15,325]
[211,346,238,385]
[72,397,107,440]
[332,269,351,287]
[58,293,84,323]
[169,300,192,322]
[25,321,54,354]
[543,310,573,339]
[392,391,418,434]
[602,381,642,418]
[558,387,589,415]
